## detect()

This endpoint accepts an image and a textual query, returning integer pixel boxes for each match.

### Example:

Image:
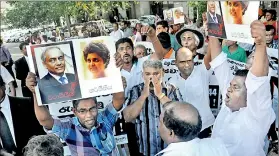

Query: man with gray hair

[24,134,64,156]
[123,59,183,156]
[39,46,80,104]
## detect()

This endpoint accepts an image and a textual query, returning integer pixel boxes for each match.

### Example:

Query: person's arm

[203,42,211,70]
[8,82,15,96]
[26,72,54,130]
[141,26,168,60]
[250,21,269,77]
[123,80,150,122]
[112,91,125,111]
[209,36,222,60]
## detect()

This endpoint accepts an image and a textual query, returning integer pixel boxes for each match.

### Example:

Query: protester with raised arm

[209,20,275,156]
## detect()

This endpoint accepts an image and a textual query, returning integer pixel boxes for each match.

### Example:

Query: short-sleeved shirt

[222,45,247,63]
[125,83,183,156]
[50,103,119,156]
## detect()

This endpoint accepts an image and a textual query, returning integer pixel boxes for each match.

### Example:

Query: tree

[5,1,132,29]
[188,1,207,19]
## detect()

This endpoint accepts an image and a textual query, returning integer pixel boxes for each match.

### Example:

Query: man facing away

[156,101,229,156]
[209,20,275,156]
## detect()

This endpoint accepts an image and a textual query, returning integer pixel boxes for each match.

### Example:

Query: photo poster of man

[163,9,174,25]
[26,41,82,106]
[72,36,123,99]
[207,1,227,39]
[221,1,259,44]
[134,41,155,55]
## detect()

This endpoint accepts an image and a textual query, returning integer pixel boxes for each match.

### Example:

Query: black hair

[156,20,169,30]
[0,75,5,87]
[113,22,119,27]
[83,42,110,68]
[266,9,277,20]
[163,106,202,141]
[266,25,276,34]
[157,32,171,49]
[150,24,156,30]
[115,38,134,51]
[19,42,29,50]
[72,97,97,109]
[235,69,249,77]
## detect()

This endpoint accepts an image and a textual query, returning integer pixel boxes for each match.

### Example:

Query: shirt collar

[156,138,200,156]
[49,72,67,82]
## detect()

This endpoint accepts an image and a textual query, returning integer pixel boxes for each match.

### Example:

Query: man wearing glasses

[25,53,126,156]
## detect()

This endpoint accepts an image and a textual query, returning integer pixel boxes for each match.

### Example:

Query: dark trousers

[268,121,278,141]
[198,126,212,139]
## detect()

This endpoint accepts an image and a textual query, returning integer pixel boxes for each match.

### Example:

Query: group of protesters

[0,5,278,156]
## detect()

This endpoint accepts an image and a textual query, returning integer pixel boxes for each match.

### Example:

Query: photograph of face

[207,1,223,24]
[28,41,82,105]
[221,1,258,25]
[163,9,173,22]
[173,7,184,24]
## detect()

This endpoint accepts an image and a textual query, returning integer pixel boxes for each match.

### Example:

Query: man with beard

[25,53,126,156]
[123,59,183,156]
[209,20,275,156]
[169,47,215,138]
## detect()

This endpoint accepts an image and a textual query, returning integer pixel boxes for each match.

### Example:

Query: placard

[207,1,260,44]
[163,7,185,25]
[27,36,123,105]
[134,42,155,55]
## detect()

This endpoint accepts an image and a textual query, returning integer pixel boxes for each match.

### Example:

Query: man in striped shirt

[123,59,183,156]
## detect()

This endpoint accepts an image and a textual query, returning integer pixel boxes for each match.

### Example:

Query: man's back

[156,138,229,156]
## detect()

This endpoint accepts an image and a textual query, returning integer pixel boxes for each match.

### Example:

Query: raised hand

[250,20,266,46]
[26,72,37,94]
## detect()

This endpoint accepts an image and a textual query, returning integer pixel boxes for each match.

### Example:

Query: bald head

[175,47,194,60]
[163,101,202,141]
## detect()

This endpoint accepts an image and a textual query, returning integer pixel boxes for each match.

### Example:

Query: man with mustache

[169,47,215,139]
[209,20,275,156]
[39,46,80,104]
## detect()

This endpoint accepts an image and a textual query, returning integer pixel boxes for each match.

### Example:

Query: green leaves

[4,1,132,28]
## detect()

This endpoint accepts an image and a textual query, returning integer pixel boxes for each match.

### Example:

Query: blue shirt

[170,34,181,52]
[51,103,119,156]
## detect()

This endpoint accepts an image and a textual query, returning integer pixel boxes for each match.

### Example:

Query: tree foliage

[4,1,132,28]
[188,1,207,19]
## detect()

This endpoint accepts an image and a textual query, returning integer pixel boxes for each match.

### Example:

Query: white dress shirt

[121,56,149,96]
[0,94,17,147]
[49,72,69,84]
[155,138,229,156]
[0,65,14,85]
[110,29,124,42]
[210,52,275,156]
[169,61,215,131]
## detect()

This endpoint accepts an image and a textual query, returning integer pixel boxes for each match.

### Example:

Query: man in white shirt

[169,47,215,138]
[110,23,124,42]
[209,20,275,156]
[156,101,229,156]
[0,65,15,96]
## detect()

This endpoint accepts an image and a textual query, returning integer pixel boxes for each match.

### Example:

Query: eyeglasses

[77,107,97,115]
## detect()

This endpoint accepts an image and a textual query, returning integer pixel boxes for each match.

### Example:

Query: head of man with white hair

[175,28,205,57]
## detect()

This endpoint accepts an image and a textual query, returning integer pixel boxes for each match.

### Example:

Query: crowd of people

[0,5,278,156]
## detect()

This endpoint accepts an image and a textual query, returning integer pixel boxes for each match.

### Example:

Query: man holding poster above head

[209,20,275,156]
[26,53,126,156]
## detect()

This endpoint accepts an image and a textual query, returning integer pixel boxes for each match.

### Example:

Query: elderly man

[175,28,205,61]
[207,1,222,24]
[209,20,275,156]
[169,47,215,138]
[123,59,183,156]
[26,53,126,156]
[39,46,81,104]
[156,101,229,156]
